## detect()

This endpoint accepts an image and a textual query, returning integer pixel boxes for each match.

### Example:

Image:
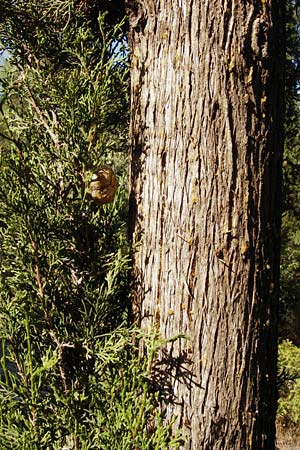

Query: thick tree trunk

[127,1,284,449]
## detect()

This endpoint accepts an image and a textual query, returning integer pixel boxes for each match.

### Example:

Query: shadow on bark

[150,342,201,408]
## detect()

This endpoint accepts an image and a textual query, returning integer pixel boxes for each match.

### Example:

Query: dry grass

[276,419,300,450]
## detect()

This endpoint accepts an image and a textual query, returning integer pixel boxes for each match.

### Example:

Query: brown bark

[127,1,284,449]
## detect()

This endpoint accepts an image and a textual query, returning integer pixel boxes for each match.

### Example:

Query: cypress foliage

[280,0,300,343]
[0,2,181,448]
[277,0,300,443]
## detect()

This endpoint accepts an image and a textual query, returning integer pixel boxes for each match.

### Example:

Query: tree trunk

[127,1,284,449]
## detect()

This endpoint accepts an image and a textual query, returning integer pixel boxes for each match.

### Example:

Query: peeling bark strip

[127,1,284,449]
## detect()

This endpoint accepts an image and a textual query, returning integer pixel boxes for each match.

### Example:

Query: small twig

[28,230,44,299]
[28,95,60,148]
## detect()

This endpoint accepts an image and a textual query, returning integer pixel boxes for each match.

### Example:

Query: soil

[276,420,300,450]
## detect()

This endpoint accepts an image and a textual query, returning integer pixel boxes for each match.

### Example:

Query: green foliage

[0,327,182,450]
[279,214,300,343]
[278,340,300,424]
[278,3,300,430]
[286,0,300,109]
[283,0,300,217]
[0,12,130,342]
[0,3,181,449]
[280,0,300,344]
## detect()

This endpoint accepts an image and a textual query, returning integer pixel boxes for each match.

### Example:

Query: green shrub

[278,340,300,424]
[0,327,182,450]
